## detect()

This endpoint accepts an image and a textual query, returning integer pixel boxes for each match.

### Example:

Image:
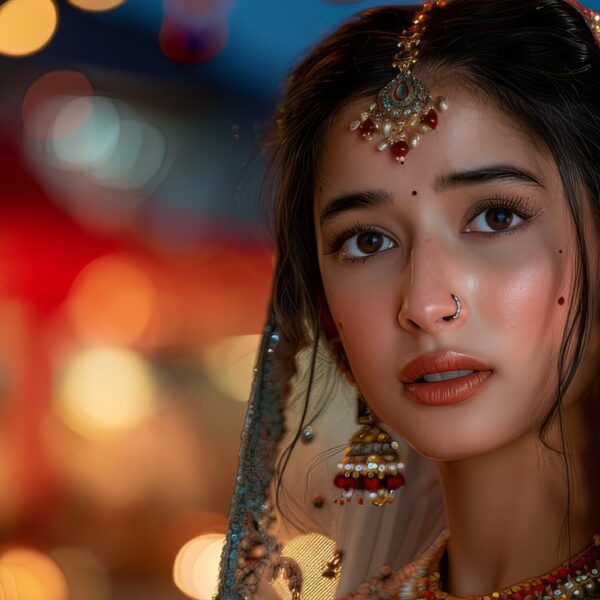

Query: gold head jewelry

[567,0,600,43]
[350,0,600,165]
[349,0,449,165]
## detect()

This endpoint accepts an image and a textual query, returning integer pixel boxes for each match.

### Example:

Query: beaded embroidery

[342,531,600,600]
[215,324,288,600]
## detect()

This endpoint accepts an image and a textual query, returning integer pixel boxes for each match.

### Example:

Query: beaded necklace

[348,532,600,600]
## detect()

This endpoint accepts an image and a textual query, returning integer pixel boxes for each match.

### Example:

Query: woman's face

[314,83,598,461]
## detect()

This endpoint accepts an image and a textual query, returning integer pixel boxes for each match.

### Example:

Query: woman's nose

[397,241,467,335]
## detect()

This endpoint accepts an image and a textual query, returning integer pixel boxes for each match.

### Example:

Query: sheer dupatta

[216,318,445,599]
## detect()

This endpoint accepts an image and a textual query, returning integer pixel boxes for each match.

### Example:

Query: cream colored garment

[262,341,446,599]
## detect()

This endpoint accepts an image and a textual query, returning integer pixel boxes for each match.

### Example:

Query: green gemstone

[393,81,409,101]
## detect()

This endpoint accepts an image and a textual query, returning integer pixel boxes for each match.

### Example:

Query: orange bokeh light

[66,256,156,346]
[66,0,126,11]
[0,0,58,57]
[0,548,69,600]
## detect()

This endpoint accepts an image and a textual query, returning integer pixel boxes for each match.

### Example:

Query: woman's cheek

[324,262,396,324]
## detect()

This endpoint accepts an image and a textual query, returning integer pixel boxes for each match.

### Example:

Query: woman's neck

[437,394,600,597]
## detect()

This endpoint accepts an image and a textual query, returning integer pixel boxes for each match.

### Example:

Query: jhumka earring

[350,0,449,164]
[333,397,405,507]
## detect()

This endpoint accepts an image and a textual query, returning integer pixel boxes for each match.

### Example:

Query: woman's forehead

[316,85,559,204]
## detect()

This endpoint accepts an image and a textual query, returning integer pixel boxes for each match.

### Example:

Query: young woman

[217,1,600,599]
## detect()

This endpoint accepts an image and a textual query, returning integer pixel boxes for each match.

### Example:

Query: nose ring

[443,294,462,321]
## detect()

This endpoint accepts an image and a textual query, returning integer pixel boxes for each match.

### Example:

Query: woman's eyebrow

[320,190,393,228]
[433,164,545,192]
[319,165,543,228]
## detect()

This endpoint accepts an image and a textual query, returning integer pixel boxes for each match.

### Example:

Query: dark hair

[268,0,600,538]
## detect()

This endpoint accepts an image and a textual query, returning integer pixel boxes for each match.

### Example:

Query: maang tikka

[350,0,600,166]
[350,0,449,165]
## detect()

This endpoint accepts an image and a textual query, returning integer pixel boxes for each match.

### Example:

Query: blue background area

[17,0,600,102]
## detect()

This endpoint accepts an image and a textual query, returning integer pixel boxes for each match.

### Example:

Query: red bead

[363,477,380,492]
[386,474,406,490]
[334,474,353,490]
[421,109,438,129]
[390,141,410,161]
[348,477,362,490]
[546,575,556,584]
[558,567,569,579]
[359,118,377,138]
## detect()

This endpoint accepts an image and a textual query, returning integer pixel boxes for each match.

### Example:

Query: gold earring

[333,397,405,507]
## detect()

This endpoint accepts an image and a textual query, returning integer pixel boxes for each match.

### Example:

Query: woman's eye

[339,231,396,260]
[465,207,526,233]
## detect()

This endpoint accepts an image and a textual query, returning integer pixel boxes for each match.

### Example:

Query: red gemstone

[512,593,522,600]
[386,474,406,490]
[421,109,438,129]
[363,477,380,492]
[390,141,410,161]
[359,118,377,138]
[558,567,569,579]
[546,575,556,584]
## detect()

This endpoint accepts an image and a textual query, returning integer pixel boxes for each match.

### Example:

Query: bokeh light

[0,0,58,58]
[67,256,157,346]
[0,548,68,600]
[160,0,234,64]
[201,334,260,403]
[55,347,157,439]
[173,534,225,600]
[22,71,93,140]
[159,17,229,64]
[49,96,120,170]
[89,119,166,190]
[66,0,126,11]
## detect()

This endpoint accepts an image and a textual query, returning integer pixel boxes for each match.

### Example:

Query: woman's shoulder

[339,530,449,600]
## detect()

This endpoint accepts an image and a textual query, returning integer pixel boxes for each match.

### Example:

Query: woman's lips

[400,351,493,384]
[403,370,493,406]
[400,351,494,407]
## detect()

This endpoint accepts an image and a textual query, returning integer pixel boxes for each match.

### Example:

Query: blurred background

[0,0,395,598]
